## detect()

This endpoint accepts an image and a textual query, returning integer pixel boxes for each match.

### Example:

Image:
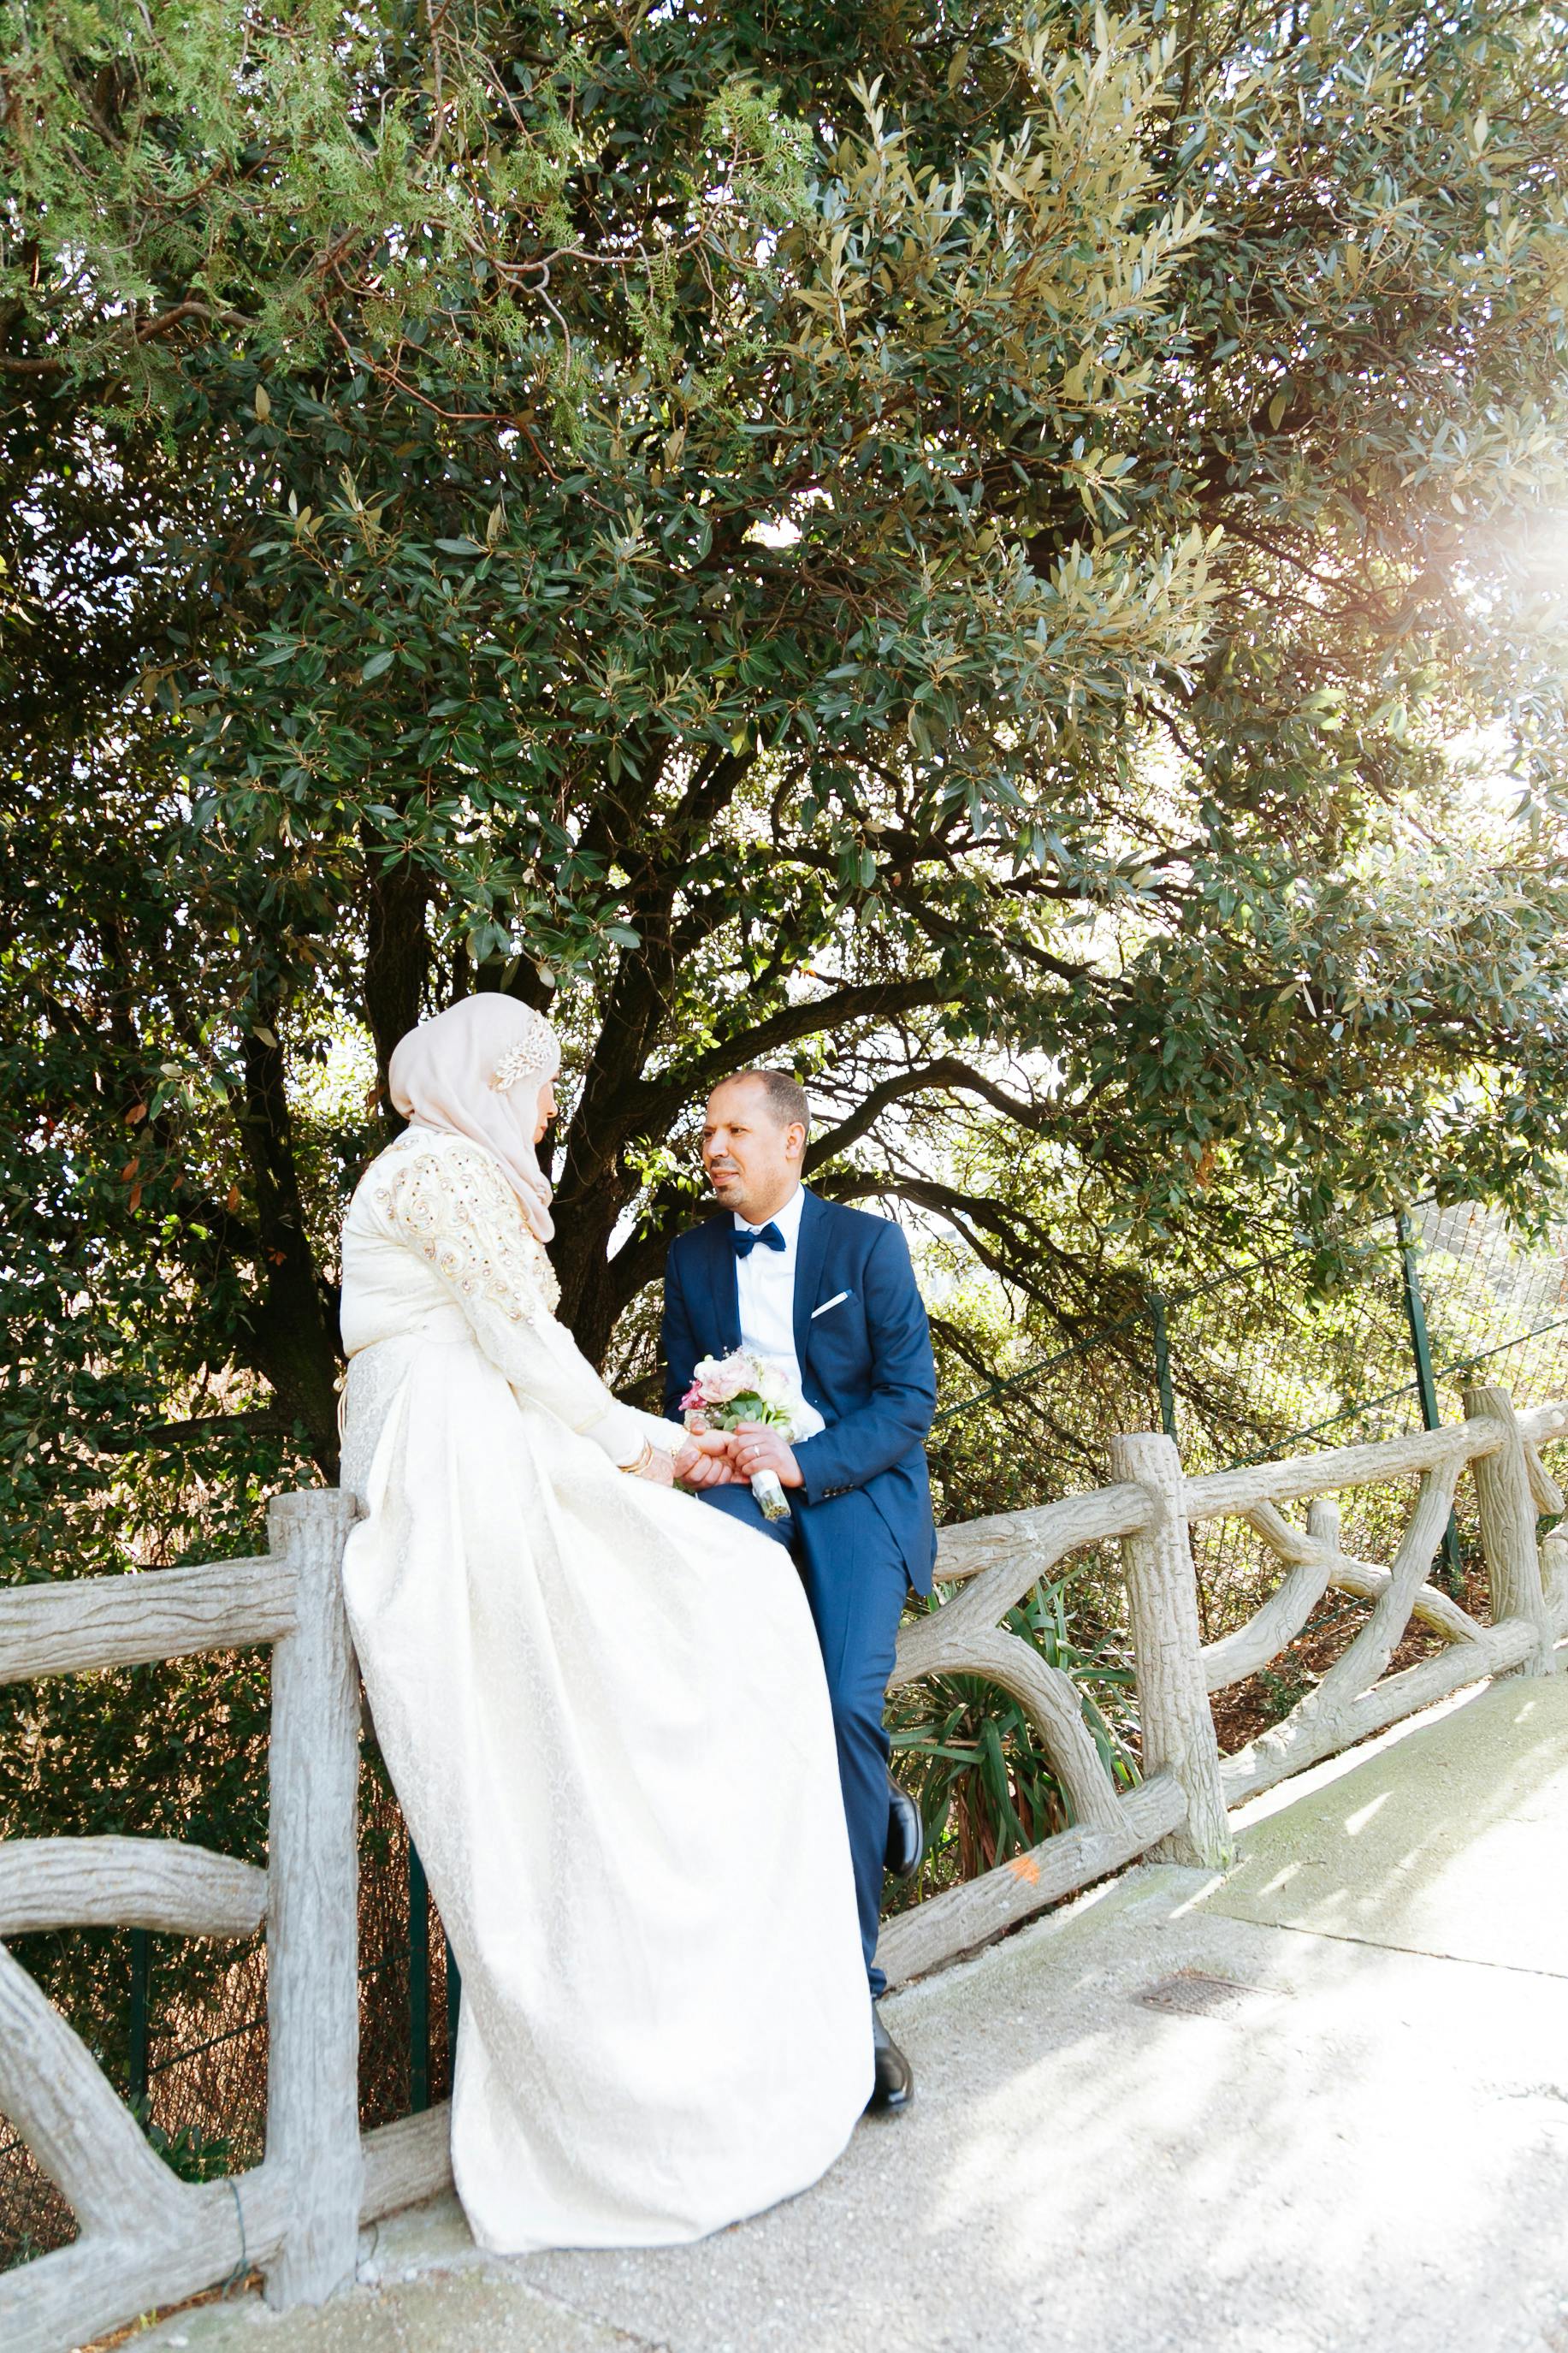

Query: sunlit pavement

[128,1674,1568,2353]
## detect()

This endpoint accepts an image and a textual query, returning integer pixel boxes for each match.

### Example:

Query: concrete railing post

[1461,1384,1557,1678]
[263,1489,363,2307]
[1110,1431,1234,1870]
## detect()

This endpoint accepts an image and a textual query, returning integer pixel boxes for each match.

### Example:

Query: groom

[662,1068,938,2112]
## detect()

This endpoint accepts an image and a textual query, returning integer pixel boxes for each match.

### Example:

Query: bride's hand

[639,1446,676,1487]
[673,1431,734,1489]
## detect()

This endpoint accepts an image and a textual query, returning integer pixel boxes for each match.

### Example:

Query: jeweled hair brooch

[488,1011,559,1094]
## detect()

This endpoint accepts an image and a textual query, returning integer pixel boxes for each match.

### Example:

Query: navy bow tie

[733,1222,786,1258]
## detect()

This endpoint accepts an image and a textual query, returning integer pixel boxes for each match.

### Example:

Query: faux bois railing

[3,1384,1565,2353]
[879,1380,1567,1979]
[0,1493,447,2353]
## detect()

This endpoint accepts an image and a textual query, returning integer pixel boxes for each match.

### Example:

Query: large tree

[3,0,1568,1554]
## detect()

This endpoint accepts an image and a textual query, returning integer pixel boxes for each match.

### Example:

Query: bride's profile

[336,993,872,2254]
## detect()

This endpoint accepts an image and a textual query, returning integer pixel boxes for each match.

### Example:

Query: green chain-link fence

[927,1200,1568,1621]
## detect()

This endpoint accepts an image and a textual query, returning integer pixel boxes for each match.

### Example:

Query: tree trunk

[362,856,430,1114]
[234,1015,344,1473]
[551,1181,636,1368]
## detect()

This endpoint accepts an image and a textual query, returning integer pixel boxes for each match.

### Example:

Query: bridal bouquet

[679,1349,825,1521]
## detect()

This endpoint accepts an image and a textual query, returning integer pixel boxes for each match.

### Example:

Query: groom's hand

[674,1431,735,1490]
[731,1423,804,1488]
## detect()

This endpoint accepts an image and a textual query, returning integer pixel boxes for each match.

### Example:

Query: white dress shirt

[733,1183,805,1395]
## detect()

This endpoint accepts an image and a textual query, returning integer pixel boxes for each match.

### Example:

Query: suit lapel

[701,1214,742,1354]
[792,1189,831,1375]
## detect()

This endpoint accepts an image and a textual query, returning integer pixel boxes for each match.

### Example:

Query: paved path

[135,1676,1568,2353]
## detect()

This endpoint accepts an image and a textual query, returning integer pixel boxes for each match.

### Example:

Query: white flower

[754,1360,795,1410]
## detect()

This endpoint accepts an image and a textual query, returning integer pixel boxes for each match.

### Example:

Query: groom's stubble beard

[704,1154,753,1215]
[704,1153,796,1225]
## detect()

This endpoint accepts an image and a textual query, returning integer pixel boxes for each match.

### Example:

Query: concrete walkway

[133,1676,1568,2353]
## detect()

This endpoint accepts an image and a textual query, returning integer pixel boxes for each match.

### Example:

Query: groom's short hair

[725,1067,811,1138]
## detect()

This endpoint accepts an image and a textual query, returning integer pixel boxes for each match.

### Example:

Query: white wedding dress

[337,1125,872,2253]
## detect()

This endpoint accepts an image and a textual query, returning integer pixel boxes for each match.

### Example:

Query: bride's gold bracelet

[618,1440,657,1479]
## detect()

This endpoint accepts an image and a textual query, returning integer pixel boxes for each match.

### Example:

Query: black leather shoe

[867,2003,914,2113]
[885,1776,924,1881]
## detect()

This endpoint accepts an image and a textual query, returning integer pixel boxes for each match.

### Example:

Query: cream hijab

[388,996,562,1244]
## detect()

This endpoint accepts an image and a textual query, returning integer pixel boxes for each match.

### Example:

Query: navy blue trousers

[698,1483,908,1999]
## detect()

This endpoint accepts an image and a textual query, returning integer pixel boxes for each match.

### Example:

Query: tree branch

[817,1168,1094,1312]
[631,979,956,1141]
[806,1057,1062,1172]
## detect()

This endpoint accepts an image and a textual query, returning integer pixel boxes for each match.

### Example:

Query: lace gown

[337,1127,872,2254]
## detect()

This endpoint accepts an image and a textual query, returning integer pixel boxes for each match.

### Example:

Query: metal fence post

[1149,1291,1178,1441]
[445,1938,462,2082]
[127,1929,149,2115]
[1398,1210,1465,1592]
[407,1841,430,2114]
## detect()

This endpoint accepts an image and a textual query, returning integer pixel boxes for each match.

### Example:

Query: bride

[337,994,873,2254]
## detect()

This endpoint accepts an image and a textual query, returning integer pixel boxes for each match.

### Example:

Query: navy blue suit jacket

[662,1189,939,1594]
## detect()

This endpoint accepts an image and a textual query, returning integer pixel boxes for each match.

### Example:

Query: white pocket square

[811,1291,850,1319]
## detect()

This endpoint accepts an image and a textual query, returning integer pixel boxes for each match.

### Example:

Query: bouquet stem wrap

[678,1349,825,1523]
[749,1467,790,1523]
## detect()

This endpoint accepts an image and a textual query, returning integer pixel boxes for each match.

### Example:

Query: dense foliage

[3,0,1568,1551]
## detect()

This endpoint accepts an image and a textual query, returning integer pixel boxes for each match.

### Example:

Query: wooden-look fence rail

[879,1382,1567,1980]
[3,1384,1565,2352]
[0,1491,443,2353]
